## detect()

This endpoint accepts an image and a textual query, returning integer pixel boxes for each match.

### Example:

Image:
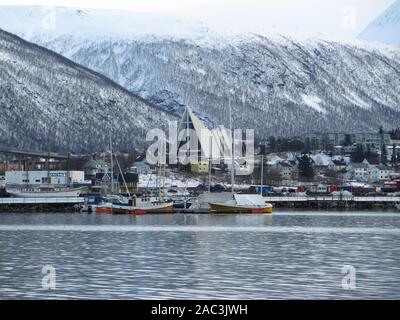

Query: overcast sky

[0,0,395,39]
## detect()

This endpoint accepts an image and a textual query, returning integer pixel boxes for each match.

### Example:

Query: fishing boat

[111,200,174,215]
[80,196,108,213]
[210,194,273,214]
[95,197,173,215]
[6,186,82,198]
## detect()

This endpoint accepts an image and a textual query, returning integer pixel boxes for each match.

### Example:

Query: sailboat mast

[229,98,234,196]
[260,154,264,196]
[110,131,114,194]
[161,140,165,198]
[115,153,130,198]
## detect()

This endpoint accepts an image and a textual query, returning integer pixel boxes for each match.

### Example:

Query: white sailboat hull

[7,189,81,198]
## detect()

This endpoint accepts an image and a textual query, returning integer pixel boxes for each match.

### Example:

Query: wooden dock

[264,195,400,209]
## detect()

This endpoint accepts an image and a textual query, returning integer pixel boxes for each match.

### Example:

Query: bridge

[0,146,71,159]
[264,195,400,209]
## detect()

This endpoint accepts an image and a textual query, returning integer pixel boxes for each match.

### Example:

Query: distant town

[1,122,400,199]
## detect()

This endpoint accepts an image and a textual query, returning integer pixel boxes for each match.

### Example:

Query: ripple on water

[0,212,399,299]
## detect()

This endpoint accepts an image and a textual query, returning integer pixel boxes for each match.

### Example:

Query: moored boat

[6,186,82,198]
[111,201,174,215]
[209,194,273,214]
[96,197,174,215]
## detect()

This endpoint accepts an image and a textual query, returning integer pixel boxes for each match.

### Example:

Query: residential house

[310,153,332,175]
[369,166,396,182]
[128,159,151,174]
[328,158,347,172]
[191,162,209,174]
[277,162,295,181]
[346,160,371,182]
[83,159,109,177]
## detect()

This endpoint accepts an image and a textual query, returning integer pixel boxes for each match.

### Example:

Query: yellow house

[191,162,209,173]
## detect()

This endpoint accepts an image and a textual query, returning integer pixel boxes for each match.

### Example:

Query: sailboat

[209,97,273,214]
[6,127,82,198]
[95,134,173,215]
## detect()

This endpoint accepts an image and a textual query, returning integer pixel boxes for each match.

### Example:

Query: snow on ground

[310,153,332,166]
[138,173,202,189]
[301,94,326,114]
[345,91,371,110]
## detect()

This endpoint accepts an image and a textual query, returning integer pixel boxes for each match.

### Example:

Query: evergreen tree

[381,144,388,165]
[392,143,397,167]
[351,144,364,163]
[298,154,314,181]
[268,136,276,152]
[343,134,352,147]
[390,127,400,140]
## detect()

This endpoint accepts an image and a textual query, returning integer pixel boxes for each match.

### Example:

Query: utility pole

[260,154,264,196]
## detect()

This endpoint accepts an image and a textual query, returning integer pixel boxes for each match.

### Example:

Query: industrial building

[5,171,89,188]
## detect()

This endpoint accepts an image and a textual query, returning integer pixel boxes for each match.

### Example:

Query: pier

[265,195,400,209]
[0,197,84,212]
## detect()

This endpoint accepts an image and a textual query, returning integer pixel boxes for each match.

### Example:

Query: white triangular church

[177,107,232,163]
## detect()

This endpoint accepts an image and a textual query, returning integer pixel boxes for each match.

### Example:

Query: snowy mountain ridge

[1,5,400,147]
[359,0,400,47]
[0,5,218,43]
[0,28,174,153]
[31,33,400,138]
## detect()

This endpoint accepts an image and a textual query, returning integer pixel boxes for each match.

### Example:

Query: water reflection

[0,211,399,299]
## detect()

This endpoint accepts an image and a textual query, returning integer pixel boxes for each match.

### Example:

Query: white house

[369,166,396,182]
[328,158,348,172]
[347,160,371,182]
[277,162,295,181]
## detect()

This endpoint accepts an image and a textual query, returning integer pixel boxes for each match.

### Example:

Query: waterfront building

[302,132,392,150]
[347,161,371,182]
[83,159,109,177]
[5,170,89,188]
[369,166,396,182]
[277,162,296,181]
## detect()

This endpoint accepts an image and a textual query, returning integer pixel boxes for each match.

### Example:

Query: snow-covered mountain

[39,34,400,137]
[1,5,400,142]
[0,28,173,153]
[359,0,400,47]
[0,5,212,41]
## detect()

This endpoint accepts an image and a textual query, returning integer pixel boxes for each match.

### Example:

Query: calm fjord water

[0,211,399,299]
